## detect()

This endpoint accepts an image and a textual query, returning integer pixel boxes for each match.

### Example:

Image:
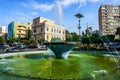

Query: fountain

[43,38,75,59]
[0,50,120,79]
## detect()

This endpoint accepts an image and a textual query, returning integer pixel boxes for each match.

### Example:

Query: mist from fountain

[101,36,120,71]
[88,34,120,72]
[0,59,16,73]
[86,34,120,78]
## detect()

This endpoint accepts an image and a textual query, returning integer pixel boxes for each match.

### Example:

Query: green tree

[82,32,102,44]
[65,30,82,42]
[82,35,90,44]
[7,37,18,44]
[92,32,102,43]
[70,32,79,42]
[65,30,71,41]
[0,36,3,44]
[38,38,45,43]
[102,35,115,42]
[28,38,35,44]
[20,39,28,44]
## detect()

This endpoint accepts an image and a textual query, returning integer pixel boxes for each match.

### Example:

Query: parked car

[0,45,9,51]
[0,45,4,50]
[5,44,27,52]
[6,47,16,52]
[6,47,24,52]
[27,44,37,48]
[108,43,120,51]
[3,45,9,50]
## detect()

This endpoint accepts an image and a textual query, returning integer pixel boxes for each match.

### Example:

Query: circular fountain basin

[0,51,120,80]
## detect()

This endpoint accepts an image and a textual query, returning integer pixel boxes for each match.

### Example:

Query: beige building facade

[99,5,120,35]
[32,17,65,42]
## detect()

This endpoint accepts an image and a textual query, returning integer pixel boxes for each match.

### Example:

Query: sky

[0,0,120,34]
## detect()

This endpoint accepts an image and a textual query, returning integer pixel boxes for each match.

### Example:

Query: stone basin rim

[43,42,79,45]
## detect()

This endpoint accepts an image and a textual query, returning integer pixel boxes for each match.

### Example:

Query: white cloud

[89,0,101,3]
[12,12,33,22]
[60,0,79,7]
[60,0,100,7]
[20,2,29,7]
[33,3,54,11]
[110,0,120,4]
[20,0,54,12]
[20,0,102,12]
[101,0,120,4]
[31,12,37,15]
[19,16,27,21]
[20,0,119,12]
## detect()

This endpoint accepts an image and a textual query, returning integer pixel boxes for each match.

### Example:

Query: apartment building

[32,17,65,42]
[8,22,31,38]
[0,26,7,36]
[0,26,7,41]
[99,5,120,35]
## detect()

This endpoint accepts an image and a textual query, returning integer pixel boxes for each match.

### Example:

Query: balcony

[17,27,27,30]
[17,32,26,35]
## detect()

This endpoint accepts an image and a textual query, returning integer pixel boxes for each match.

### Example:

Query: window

[34,21,37,24]
[51,28,53,32]
[54,28,56,33]
[41,28,44,32]
[19,30,21,33]
[57,29,59,33]
[18,35,21,38]
[63,31,65,34]
[18,26,21,28]
[46,27,49,31]
[34,30,36,33]
[47,35,49,39]
[59,30,61,33]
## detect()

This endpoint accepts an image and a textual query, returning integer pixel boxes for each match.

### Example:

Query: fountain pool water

[0,51,120,80]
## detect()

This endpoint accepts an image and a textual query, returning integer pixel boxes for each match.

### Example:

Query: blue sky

[0,0,120,33]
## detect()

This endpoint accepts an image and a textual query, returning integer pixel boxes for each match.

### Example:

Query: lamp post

[75,13,84,42]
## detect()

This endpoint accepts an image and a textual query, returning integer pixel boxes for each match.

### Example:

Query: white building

[0,26,7,36]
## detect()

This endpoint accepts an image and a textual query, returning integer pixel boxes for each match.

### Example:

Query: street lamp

[75,13,84,42]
